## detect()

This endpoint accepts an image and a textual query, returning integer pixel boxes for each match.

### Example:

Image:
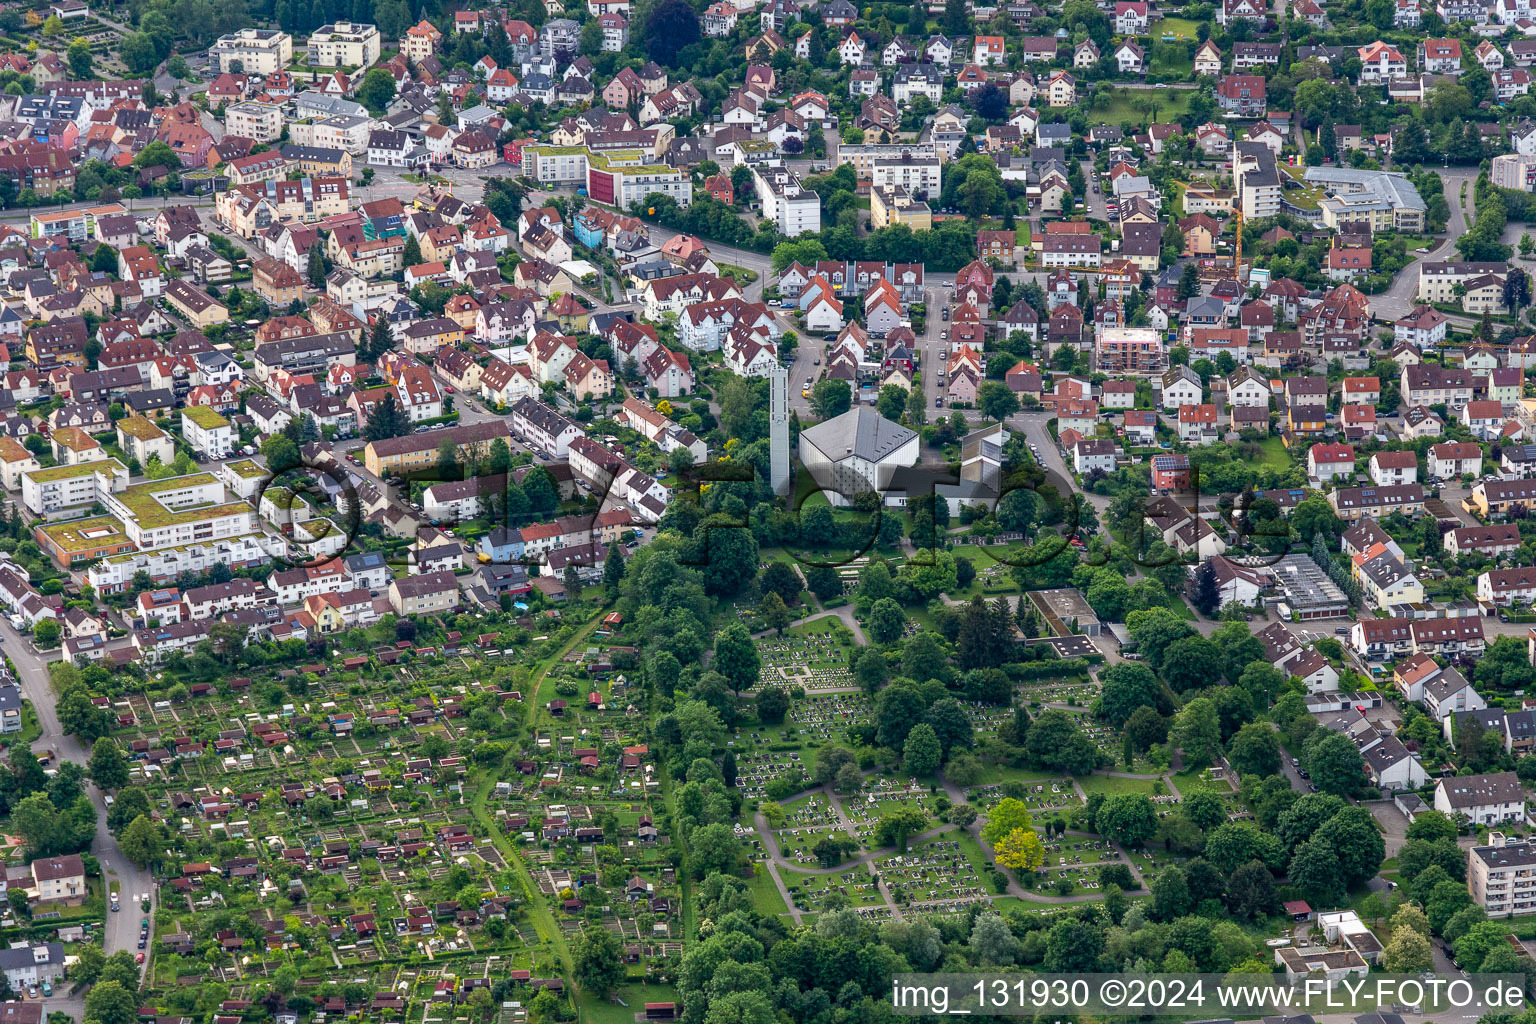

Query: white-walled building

[798,407,919,506]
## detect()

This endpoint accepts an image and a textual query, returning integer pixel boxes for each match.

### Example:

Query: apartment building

[210,28,293,74]
[510,397,584,458]
[100,475,256,550]
[388,570,460,616]
[363,420,511,477]
[85,534,270,594]
[1418,261,1511,304]
[225,102,284,143]
[1470,833,1536,915]
[180,407,235,459]
[587,149,692,209]
[1441,772,1528,826]
[752,166,821,237]
[306,21,382,68]
[21,459,129,518]
[1234,142,1282,219]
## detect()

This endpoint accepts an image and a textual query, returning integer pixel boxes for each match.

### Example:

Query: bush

[1003,658,1093,680]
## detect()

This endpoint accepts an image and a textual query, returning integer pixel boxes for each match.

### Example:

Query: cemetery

[753,619,860,691]
[875,833,995,912]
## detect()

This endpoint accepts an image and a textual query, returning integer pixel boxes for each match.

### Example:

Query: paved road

[1374,167,1478,321]
[1010,411,1112,515]
[751,605,868,644]
[1080,160,1107,222]
[0,617,154,998]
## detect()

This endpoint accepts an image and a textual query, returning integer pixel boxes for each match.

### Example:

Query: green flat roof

[117,416,166,442]
[38,515,129,555]
[25,460,121,484]
[112,473,249,530]
[182,406,231,430]
[225,459,267,480]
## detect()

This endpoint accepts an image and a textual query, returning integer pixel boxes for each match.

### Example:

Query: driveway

[1366,800,1411,858]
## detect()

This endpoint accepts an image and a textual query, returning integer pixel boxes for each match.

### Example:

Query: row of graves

[875,836,994,913]
[841,777,933,833]
[1065,706,1170,776]
[1029,835,1130,896]
[770,794,848,868]
[781,865,889,916]
[962,700,1013,736]
[752,692,872,751]
[730,693,873,799]
[826,553,909,589]
[1015,678,1101,708]
[752,621,859,691]
[965,779,1084,815]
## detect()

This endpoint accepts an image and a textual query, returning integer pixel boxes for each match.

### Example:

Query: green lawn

[746,865,792,918]
[581,984,680,1024]
[963,764,1067,786]
[1092,86,1196,125]
[949,826,999,877]
[1153,16,1201,38]
[1161,595,1198,621]
[1256,437,1292,470]
[991,895,1088,915]
[1077,774,1162,799]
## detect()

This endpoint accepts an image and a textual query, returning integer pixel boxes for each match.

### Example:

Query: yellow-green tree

[995,828,1045,872]
[979,797,1034,846]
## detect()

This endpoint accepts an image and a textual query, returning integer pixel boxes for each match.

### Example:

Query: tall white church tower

[768,365,790,495]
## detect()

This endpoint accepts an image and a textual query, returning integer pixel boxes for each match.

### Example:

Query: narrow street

[0,616,155,1000]
[1373,167,1478,321]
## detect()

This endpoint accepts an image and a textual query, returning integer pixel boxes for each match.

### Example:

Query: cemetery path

[827,783,861,840]
[746,822,798,927]
[756,819,954,878]
[941,771,1151,905]
[749,605,868,644]
[1094,768,1178,784]
[752,804,955,924]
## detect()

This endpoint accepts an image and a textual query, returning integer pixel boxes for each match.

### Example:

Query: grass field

[950,826,998,877]
[746,865,792,918]
[1256,436,1291,470]
[1093,87,1196,126]
[1153,15,1201,38]
[1077,774,1162,799]
[581,984,680,1024]
[965,764,1069,786]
